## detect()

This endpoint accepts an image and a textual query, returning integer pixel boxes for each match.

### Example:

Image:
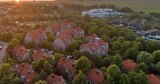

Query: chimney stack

[51,74,55,78]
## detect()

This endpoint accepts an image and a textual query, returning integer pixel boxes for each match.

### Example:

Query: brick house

[122,59,137,72]
[45,22,76,35]
[12,45,30,62]
[24,28,47,44]
[53,27,84,51]
[56,57,76,80]
[46,74,66,84]
[31,50,46,61]
[148,74,160,84]
[87,69,104,84]
[80,34,108,56]
[16,63,37,84]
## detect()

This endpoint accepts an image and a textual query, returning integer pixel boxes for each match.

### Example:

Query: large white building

[82,8,125,18]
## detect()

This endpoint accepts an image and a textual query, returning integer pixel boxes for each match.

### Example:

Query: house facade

[56,57,76,80]
[24,28,47,44]
[53,27,84,51]
[12,45,30,62]
[80,34,108,56]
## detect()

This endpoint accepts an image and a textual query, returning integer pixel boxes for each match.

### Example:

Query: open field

[58,0,160,13]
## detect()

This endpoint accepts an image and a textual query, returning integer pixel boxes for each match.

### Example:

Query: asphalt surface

[0,42,8,64]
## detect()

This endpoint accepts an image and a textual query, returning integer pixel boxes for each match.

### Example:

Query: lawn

[58,0,160,13]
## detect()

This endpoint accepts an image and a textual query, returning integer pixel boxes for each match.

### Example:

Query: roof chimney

[28,70,31,74]
[96,70,100,75]
[22,63,24,67]
[51,74,55,78]
[72,64,74,67]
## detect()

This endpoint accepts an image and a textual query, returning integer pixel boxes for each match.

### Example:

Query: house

[46,74,66,84]
[53,27,84,51]
[122,59,137,72]
[16,63,37,84]
[45,22,76,35]
[12,45,30,62]
[87,69,104,84]
[56,57,76,80]
[82,8,125,18]
[148,74,160,84]
[24,28,47,44]
[80,34,108,56]
[32,50,46,61]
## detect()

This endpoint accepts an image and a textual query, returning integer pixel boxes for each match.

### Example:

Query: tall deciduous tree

[76,56,91,73]
[73,70,87,84]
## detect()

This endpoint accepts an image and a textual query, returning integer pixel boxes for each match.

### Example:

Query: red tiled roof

[47,74,64,84]
[122,59,137,71]
[32,50,45,61]
[86,34,98,42]
[87,69,104,84]
[56,57,75,75]
[148,74,160,84]
[13,45,28,57]
[28,28,45,40]
[16,63,29,77]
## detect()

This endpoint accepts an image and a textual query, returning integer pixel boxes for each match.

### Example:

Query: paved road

[0,42,8,64]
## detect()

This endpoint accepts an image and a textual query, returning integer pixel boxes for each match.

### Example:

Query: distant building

[122,59,137,72]
[12,45,30,62]
[148,74,160,84]
[24,28,47,44]
[80,34,108,56]
[56,57,76,80]
[53,26,84,51]
[46,74,66,84]
[87,69,104,84]
[82,8,125,18]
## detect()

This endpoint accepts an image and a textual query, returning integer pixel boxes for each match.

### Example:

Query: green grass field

[59,0,160,13]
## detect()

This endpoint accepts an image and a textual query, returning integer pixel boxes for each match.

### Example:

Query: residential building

[148,74,160,84]
[12,45,30,62]
[56,57,76,80]
[31,50,46,61]
[24,28,47,44]
[46,74,66,84]
[80,34,108,56]
[122,59,137,72]
[53,27,84,51]
[87,69,104,84]
[16,63,37,84]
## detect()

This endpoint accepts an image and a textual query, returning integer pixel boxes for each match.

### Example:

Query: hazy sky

[0,0,54,2]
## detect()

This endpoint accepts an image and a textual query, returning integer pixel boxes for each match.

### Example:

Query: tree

[0,63,21,84]
[156,62,160,71]
[127,71,149,84]
[43,61,52,75]
[104,74,115,84]
[102,57,112,67]
[54,53,62,63]
[0,32,13,42]
[73,70,87,84]
[136,62,149,73]
[35,80,47,84]
[137,51,154,65]
[7,38,20,49]
[145,40,160,53]
[14,33,24,43]
[125,48,138,60]
[119,73,130,84]
[76,56,91,74]
[112,54,122,67]
[152,50,160,63]
[119,7,133,13]
[106,64,121,79]
[112,41,121,51]
[101,34,111,43]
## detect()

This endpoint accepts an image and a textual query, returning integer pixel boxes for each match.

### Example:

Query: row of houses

[24,22,84,51]
[12,45,47,62]
[14,53,160,84]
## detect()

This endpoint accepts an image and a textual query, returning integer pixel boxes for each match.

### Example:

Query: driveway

[0,42,8,64]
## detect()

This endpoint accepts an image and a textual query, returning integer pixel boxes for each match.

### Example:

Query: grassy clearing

[58,0,160,13]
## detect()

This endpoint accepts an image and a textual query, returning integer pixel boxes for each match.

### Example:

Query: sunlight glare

[16,0,20,2]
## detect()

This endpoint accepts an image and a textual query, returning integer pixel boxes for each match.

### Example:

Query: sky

[0,0,54,2]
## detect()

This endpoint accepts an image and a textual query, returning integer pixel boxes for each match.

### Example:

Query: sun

[16,0,20,2]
